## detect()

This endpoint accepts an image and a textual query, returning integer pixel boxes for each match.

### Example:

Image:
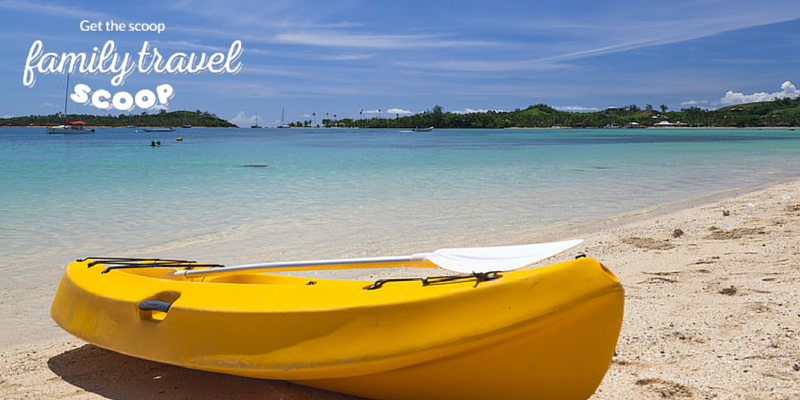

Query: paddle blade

[425,239,583,274]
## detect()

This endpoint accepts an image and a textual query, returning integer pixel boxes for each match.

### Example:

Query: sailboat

[251,111,262,128]
[182,111,191,128]
[277,107,290,128]
[47,73,95,134]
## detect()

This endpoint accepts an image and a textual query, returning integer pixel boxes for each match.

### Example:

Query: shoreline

[5,126,800,130]
[3,177,800,398]
[541,174,800,242]
[7,125,236,128]
[504,126,800,130]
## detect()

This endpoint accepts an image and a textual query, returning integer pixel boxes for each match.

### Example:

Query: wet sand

[3,179,800,399]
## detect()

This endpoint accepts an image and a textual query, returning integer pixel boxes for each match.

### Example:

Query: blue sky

[2,0,800,126]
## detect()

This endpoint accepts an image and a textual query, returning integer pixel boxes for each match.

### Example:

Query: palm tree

[312,112,316,127]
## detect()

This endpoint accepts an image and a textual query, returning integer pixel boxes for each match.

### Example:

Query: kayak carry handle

[139,299,172,313]
[138,292,180,322]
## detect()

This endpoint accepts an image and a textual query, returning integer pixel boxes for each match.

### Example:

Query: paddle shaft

[170,239,584,278]
[179,253,432,278]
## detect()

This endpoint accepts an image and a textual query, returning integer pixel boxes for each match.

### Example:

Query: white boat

[47,121,95,134]
[413,126,434,132]
[251,111,262,128]
[47,73,94,134]
[143,127,175,132]
[277,107,290,128]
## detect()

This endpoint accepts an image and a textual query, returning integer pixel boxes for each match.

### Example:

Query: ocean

[3,126,800,343]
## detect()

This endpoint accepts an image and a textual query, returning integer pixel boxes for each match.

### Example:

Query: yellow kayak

[51,251,623,400]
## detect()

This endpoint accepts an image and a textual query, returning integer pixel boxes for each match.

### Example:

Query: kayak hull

[51,256,624,400]
[301,291,621,400]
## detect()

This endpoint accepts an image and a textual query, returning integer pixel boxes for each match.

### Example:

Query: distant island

[305,97,800,129]
[3,96,799,129]
[0,110,236,128]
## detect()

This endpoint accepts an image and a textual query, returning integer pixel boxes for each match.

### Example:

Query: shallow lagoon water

[2,127,800,344]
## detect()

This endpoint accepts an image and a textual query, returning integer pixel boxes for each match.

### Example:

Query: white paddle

[173,239,583,279]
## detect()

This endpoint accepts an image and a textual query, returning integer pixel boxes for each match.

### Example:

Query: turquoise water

[4,127,800,266]
[3,126,800,343]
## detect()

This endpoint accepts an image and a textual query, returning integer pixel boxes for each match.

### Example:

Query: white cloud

[451,108,506,114]
[205,82,281,98]
[720,81,799,106]
[538,3,800,63]
[228,111,257,127]
[239,66,306,78]
[150,40,229,52]
[320,53,374,61]
[680,100,708,106]
[394,59,565,73]
[361,109,413,116]
[275,32,494,49]
[172,1,800,67]
[0,0,108,19]
[556,106,599,112]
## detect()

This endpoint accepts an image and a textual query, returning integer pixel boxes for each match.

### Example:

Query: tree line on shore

[0,110,236,127]
[296,97,800,129]
[4,96,799,129]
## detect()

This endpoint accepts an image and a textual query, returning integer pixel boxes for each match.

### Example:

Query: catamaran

[47,73,95,134]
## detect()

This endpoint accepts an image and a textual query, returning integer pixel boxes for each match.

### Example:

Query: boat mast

[63,73,70,124]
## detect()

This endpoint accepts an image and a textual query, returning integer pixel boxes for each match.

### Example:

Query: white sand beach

[2,179,800,399]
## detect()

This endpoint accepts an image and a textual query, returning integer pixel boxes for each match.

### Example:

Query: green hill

[717,97,800,118]
[0,110,236,128]
[331,97,800,129]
